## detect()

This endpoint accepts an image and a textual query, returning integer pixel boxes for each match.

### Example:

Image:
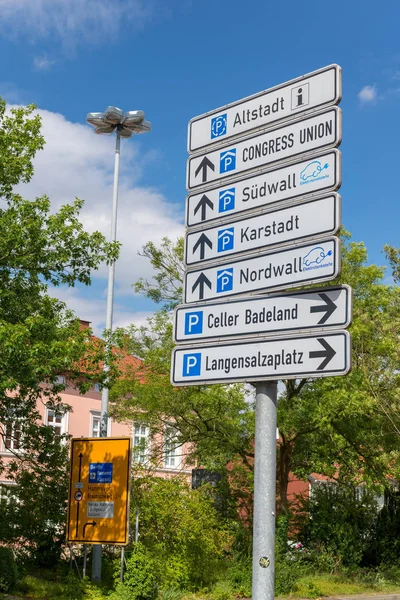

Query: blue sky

[0,0,398,332]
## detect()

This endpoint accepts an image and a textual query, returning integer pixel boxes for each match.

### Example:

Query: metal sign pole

[252,381,278,600]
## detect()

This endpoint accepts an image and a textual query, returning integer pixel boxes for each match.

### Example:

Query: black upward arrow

[194,194,214,221]
[83,521,97,539]
[193,233,213,260]
[309,338,336,370]
[75,452,84,538]
[192,272,212,300]
[195,156,215,183]
[310,293,338,325]
[78,452,83,482]
[75,503,80,538]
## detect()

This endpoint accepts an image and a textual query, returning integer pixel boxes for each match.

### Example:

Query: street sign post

[186,149,341,228]
[188,64,341,153]
[174,285,352,343]
[184,237,340,304]
[185,194,340,266]
[181,64,346,600]
[171,330,351,385]
[67,437,131,545]
[187,107,341,190]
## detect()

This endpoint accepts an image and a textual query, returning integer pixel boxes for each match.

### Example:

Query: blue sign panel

[219,188,235,213]
[211,114,227,139]
[219,149,236,174]
[218,228,234,253]
[184,311,203,335]
[182,353,202,377]
[89,462,113,484]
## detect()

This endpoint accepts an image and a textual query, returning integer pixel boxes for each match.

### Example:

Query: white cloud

[33,55,55,71]
[50,287,155,337]
[0,0,153,47]
[358,85,378,104]
[14,106,184,331]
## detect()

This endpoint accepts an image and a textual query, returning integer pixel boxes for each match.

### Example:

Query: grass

[2,568,400,600]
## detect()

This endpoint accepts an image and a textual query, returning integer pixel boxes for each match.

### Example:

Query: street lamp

[86,106,151,582]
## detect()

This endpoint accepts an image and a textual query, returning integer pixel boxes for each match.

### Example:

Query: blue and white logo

[211,114,227,139]
[303,246,333,271]
[216,268,233,293]
[220,148,236,174]
[89,463,113,484]
[299,160,330,186]
[184,311,203,336]
[182,353,202,377]
[218,228,234,253]
[219,188,235,213]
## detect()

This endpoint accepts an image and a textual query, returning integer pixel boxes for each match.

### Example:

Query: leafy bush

[374,489,400,564]
[132,476,232,590]
[297,483,378,567]
[0,546,18,592]
[111,543,158,600]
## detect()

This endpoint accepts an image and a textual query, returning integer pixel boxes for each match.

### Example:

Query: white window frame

[90,410,111,437]
[132,423,149,465]
[164,425,182,469]
[45,406,69,436]
[0,483,17,505]
[1,408,23,453]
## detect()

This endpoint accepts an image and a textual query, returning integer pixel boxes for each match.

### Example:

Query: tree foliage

[130,474,232,590]
[117,230,400,518]
[0,97,120,552]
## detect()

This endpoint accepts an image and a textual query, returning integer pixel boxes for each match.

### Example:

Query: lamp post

[86,106,151,582]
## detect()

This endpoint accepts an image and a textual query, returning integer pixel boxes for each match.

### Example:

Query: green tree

[130,474,232,590]
[277,235,400,511]
[116,232,400,518]
[0,98,120,554]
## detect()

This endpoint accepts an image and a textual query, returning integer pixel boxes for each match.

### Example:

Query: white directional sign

[188,64,342,153]
[174,286,352,344]
[186,150,341,228]
[185,194,340,266]
[187,107,341,191]
[171,331,351,385]
[184,237,340,304]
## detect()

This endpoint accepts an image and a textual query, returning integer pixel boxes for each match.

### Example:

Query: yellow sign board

[67,437,131,545]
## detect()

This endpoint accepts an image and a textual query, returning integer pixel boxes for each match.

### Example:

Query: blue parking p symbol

[182,353,202,377]
[220,149,236,174]
[184,311,203,336]
[219,188,235,213]
[216,268,233,293]
[211,114,227,139]
[218,228,234,253]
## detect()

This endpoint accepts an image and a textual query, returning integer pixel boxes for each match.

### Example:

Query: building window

[45,407,66,436]
[133,424,149,464]
[164,425,181,469]
[55,375,66,385]
[90,411,111,437]
[1,409,22,453]
[4,422,21,451]
[0,484,16,505]
[93,382,101,393]
[90,412,101,437]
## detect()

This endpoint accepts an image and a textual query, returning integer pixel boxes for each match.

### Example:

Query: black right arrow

[195,156,215,183]
[193,233,213,260]
[83,521,97,539]
[310,292,338,325]
[192,272,212,300]
[194,194,214,221]
[309,338,336,370]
